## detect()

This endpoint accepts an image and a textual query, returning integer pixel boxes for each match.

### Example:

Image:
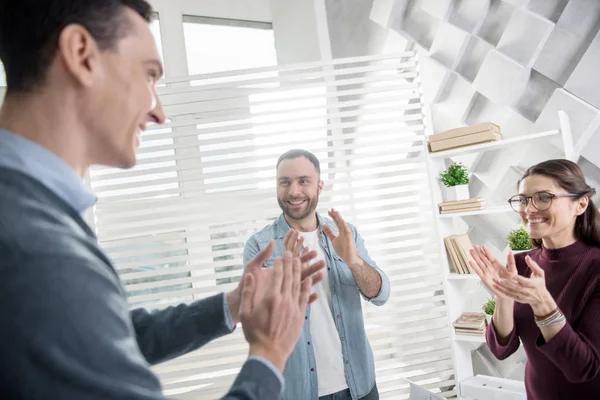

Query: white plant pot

[443,184,470,201]
[510,249,530,254]
[485,314,492,325]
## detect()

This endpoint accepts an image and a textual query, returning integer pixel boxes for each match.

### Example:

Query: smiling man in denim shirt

[243,149,391,400]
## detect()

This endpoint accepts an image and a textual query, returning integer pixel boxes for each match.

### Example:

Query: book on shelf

[428,122,503,153]
[455,328,486,336]
[439,198,485,214]
[453,312,487,335]
[429,122,500,143]
[443,234,476,274]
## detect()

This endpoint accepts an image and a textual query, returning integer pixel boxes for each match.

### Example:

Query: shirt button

[332,291,336,295]
[311,368,315,372]
[328,267,331,270]
[341,337,345,341]
[345,360,350,364]
[308,341,311,345]
[305,316,308,320]
[337,314,341,318]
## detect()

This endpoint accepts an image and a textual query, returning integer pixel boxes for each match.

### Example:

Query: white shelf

[428,129,559,159]
[454,332,487,343]
[437,205,513,219]
[447,273,479,281]
[427,111,572,393]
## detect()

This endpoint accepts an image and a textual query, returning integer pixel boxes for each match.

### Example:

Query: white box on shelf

[527,0,569,23]
[514,70,560,122]
[429,22,470,69]
[431,105,466,135]
[460,375,526,400]
[556,0,600,39]
[402,8,441,51]
[456,35,494,83]
[476,0,516,46]
[448,0,490,34]
[581,125,600,167]
[442,184,470,202]
[500,0,530,6]
[369,0,410,29]
[564,29,600,110]
[496,7,554,67]
[490,105,535,137]
[381,29,412,53]
[435,72,477,122]
[473,50,530,107]
[535,88,600,146]
[533,25,588,85]
[419,55,451,104]
[419,0,453,20]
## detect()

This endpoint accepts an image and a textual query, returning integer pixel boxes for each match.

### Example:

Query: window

[90,53,454,398]
[183,16,276,75]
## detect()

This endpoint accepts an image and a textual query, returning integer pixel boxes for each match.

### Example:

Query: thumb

[240,274,256,318]
[525,256,544,277]
[246,241,274,274]
[507,252,517,273]
[322,224,336,242]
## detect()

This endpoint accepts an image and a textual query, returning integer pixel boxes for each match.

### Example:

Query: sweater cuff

[536,321,573,356]
[486,319,519,358]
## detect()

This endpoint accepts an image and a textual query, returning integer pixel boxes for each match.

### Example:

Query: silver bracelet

[536,311,566,327]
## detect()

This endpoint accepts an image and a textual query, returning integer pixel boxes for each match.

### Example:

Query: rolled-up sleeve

[352,225,390,306]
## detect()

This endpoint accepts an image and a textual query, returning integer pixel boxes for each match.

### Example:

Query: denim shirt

[243,213,391,400]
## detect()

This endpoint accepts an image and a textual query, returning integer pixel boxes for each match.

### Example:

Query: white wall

[312,0,600,201]
[269,0,328,64]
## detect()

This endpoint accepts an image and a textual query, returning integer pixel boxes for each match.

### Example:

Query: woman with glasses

[468,159,600,400]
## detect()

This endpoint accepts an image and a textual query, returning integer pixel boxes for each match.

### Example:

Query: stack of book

[428,122,502,153]
[439,198,485,214]
[444,234,476,274]
[453,312,487,336]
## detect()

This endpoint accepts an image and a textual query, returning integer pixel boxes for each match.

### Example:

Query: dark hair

[276,149,321,175]
[519,159,600,248]
[0,0,154,93]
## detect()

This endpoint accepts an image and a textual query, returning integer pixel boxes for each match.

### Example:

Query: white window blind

[88,52,455,399]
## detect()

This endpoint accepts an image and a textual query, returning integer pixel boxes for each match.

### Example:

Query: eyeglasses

[508,191,580,213]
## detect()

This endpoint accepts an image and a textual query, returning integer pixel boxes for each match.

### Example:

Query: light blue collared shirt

[243,213,390,400]
[0,129,96,213]
[0,128,284,390]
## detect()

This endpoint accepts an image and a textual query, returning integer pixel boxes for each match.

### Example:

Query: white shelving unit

[424,110,574,399]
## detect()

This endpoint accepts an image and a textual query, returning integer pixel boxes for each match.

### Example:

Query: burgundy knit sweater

[486,240,600,399]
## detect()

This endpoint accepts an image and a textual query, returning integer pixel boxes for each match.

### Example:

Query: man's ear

[57,24,101,88]
[318,180,324,194]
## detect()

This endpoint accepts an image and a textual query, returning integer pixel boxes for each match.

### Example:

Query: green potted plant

[439,162,470,201]
[482,298,495,324]
[506,227,532,253]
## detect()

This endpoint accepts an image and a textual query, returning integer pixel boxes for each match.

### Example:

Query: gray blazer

[0,167,281,399]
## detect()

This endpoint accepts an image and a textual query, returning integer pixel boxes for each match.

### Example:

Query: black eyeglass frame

[508,191,581,212]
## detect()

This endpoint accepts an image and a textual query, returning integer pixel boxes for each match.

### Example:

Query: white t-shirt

[299,229,348,396]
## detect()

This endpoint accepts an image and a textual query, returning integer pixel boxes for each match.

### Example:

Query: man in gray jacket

[0,1,323,399]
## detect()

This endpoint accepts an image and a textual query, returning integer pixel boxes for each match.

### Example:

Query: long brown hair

[519,159,600,248]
